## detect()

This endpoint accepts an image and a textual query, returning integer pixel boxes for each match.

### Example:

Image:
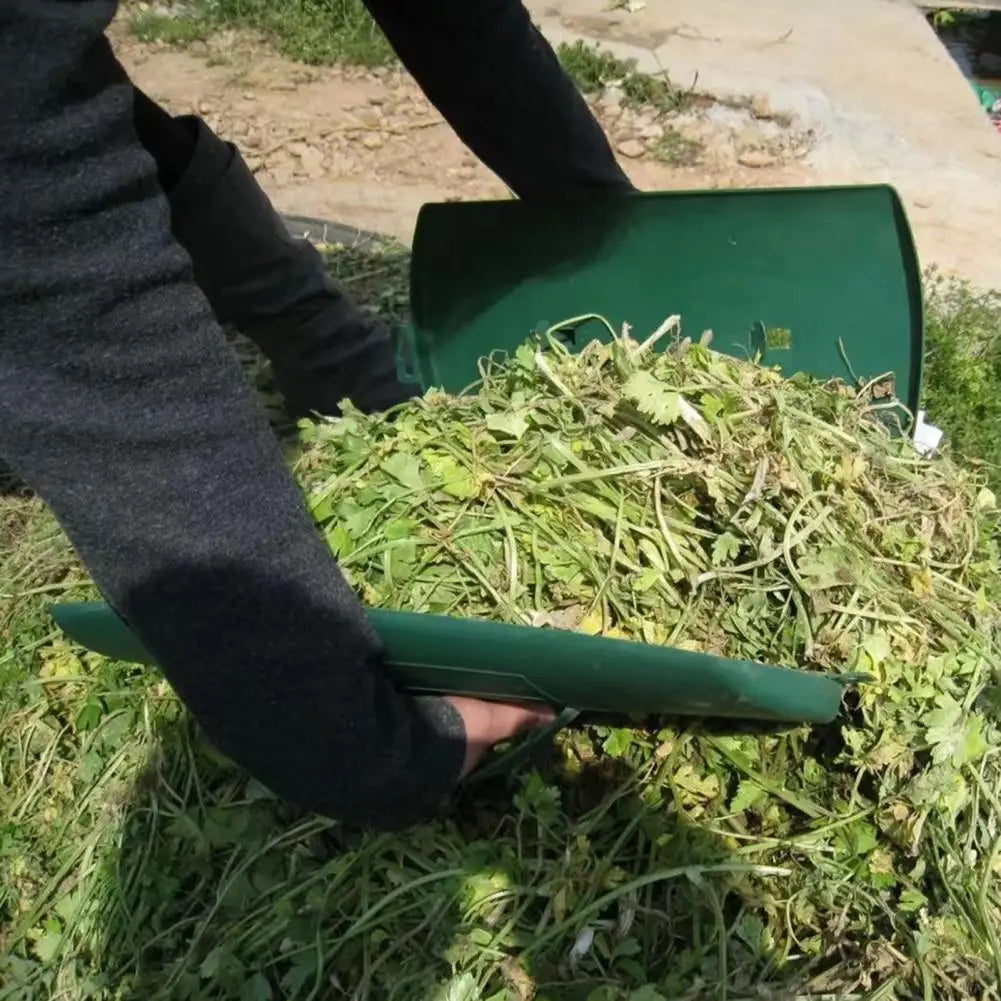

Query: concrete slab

[527,0,1001,288]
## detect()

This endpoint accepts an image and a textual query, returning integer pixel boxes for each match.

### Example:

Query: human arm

[0,0,542,829]
[362,0,633,200]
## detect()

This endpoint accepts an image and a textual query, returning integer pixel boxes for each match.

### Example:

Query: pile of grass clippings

[3,310,1001,1001]
[291,314,1001,996]
[300,314,999,677]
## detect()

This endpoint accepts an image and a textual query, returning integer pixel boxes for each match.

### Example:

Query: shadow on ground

[81,709,825,1001]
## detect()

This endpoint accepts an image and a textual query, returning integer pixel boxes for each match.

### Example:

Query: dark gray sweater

[0,0,465,828]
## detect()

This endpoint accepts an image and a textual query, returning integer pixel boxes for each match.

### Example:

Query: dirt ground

[113,24,818,245]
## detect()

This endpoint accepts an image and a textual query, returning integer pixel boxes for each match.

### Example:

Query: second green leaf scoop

[52,600,850,724]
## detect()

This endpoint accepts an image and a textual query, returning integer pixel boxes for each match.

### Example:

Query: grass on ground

[647,129,704,168]
[555,40,692,116]
[922,269,1001,484]
[126,0,395,67]
[2,241,1000,1000]
[129,5,212,46]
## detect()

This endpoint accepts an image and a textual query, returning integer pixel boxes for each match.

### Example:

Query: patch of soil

[111,22,815,243]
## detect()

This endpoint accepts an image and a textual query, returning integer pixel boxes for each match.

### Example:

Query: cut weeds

[2,246,1001,1000]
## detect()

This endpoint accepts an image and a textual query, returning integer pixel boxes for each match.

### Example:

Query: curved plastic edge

[51,601,850,725]
[883,183,925,417]
[53,601,156,665]
[391,324,422,385]
[409,203,438,390]
[367,607,849,724]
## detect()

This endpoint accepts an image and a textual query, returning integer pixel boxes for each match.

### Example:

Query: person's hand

[445,696,555,778]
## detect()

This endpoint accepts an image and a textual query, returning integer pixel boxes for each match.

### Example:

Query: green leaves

[601,728,634,758]
[381,450,425,491]
[29,922,62,964]
[486,410,530,441]
[425,451,479,499]
[240,973,272,1001]
[923,695,989,769]
[627,987,668,1001]
[729,780,765,814]
[711,531,741,565]
[199,946,237,980]
[623,371,682,426]
[796,545,855,590]
[430,973,479,1001]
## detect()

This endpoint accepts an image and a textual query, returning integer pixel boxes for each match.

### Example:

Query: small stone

[736,125,764,150]
[242,91,256,101]
[362,134,383,150]
[600,85,625,110]
[267,152,296,186]
[751,93,774,119]
[284,141,325,176]
[368,95,386,105]
[737,149,776,168]
[617,138,646,159]
[640,123,664,140]
[355,108,382,128]
[304,156,326,179]
[457,166,475,180]
[198,101,213,114]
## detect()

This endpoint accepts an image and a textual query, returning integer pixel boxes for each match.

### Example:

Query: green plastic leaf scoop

[52,600,850,724]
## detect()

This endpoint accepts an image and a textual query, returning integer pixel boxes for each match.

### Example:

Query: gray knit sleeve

[0,0,466,829]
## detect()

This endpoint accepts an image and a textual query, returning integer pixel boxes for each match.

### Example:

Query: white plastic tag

[914,410,944,456]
